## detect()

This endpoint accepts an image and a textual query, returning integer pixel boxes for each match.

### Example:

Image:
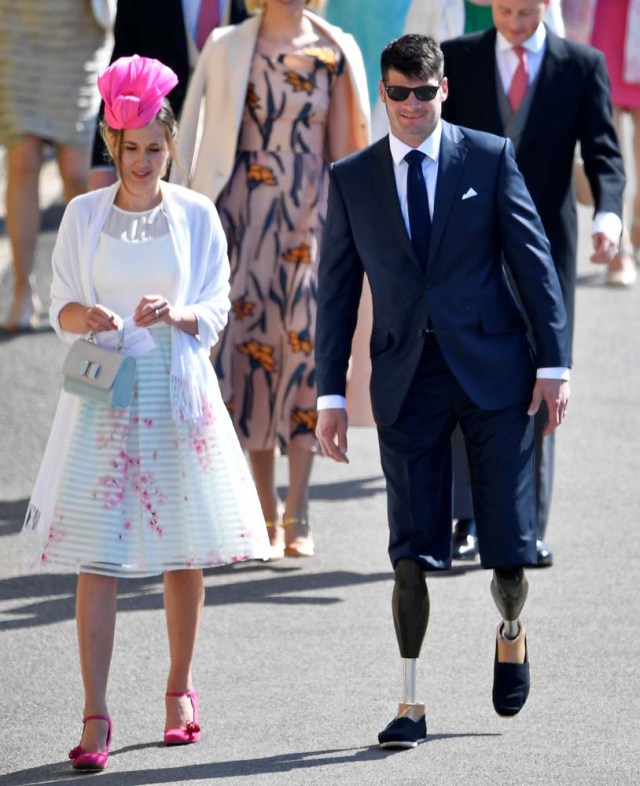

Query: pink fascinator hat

[97,55,178,130]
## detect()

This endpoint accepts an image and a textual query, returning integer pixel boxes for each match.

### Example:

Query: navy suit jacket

[441,27,625,343]
[315,121,570,427]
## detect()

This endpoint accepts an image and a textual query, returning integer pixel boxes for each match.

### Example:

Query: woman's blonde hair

[245,0,324,13]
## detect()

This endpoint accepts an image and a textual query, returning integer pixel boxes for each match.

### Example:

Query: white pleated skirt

[37,328,269,577]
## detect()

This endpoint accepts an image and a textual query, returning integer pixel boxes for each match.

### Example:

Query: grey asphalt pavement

[0,161,639,786]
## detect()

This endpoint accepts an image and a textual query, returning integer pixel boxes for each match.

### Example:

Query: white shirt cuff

[537,367,570,380]
[317,394,346,410]
[592,211,622,243]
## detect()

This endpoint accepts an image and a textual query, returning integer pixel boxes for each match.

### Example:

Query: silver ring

[155,308,160,319]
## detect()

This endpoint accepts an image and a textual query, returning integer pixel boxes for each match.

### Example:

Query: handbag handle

[89,315,125,351]
[116,321,125,351]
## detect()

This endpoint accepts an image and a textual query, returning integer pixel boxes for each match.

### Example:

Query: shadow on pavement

[0,566,393,631]
[0,561,484,632]
[0,498,28,537]
[0,736,501,784]
[306,474,386,501]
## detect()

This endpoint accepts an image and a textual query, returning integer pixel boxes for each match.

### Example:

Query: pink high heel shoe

[164,689,201,745]
[68,714,112,771]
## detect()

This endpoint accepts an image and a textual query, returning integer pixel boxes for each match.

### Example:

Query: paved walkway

[0,154,639,785]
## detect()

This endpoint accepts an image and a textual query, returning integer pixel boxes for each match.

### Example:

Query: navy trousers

[377,335,538,571]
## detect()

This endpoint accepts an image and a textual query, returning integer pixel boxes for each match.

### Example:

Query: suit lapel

[473,30,504,137]
[369,138,419,267]
[429,121,468,267]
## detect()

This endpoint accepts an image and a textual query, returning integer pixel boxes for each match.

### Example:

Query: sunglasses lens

[386,86,411,101]
[415,86,439,101]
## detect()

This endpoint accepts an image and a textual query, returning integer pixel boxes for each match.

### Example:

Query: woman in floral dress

[174,0,370,558]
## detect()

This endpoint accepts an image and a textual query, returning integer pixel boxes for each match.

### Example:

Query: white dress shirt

[317,124,569,412]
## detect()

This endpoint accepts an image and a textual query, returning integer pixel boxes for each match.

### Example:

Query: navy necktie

[404,149,431,271]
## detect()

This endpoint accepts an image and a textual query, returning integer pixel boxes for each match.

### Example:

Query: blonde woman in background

[173,0,370,559]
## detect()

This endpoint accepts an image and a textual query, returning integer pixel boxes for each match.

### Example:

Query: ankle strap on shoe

[166,690,198,698]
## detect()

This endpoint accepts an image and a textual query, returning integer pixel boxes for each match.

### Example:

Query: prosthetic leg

[378,559,429,748]
[490,567,531,716]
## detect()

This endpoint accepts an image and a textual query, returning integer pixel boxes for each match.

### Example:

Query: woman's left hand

[133,295,175,328]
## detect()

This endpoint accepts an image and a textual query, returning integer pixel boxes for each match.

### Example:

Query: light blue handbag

[63,325,136,409]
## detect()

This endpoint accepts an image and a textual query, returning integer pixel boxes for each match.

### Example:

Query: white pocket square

[461,188,478,200]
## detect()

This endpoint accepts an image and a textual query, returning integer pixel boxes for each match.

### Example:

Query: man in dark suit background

[89,0,247,184]
[440,0,625,567]
[315,33,570,748]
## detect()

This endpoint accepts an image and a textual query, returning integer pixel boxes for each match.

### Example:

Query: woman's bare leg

[284,442,314,520]
[248,448,280,522]
[76,572,117,752]
[3,135,43,328]
[164,569,205,729]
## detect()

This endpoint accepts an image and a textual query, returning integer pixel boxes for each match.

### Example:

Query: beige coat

[172,10,370,202]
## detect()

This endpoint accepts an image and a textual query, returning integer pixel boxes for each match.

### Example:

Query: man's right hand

[316,408,349,463]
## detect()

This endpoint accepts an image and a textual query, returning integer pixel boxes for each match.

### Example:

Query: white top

[49,180,231,424]
[95,205,181,318]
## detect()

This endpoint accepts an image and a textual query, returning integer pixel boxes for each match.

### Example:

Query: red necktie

[196,0,220,51]
[508,46,529,113]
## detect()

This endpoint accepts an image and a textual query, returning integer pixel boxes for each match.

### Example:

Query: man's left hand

[590,232,617,265]
[527,378,571,436]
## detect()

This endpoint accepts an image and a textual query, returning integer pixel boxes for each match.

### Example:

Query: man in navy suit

[315,34,570,748]
[440,0,625,567]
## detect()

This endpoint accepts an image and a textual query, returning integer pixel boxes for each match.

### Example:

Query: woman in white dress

[23,55,269,771]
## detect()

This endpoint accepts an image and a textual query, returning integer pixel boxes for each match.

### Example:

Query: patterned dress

[215,38,344,454]
[29,205,270,578]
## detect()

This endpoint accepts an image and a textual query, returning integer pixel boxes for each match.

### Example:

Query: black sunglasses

[383,82,442,102]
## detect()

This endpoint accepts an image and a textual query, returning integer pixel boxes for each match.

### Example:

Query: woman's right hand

[58,302,119,334]
[85,305,119,333]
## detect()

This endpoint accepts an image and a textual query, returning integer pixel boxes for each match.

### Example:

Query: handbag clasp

[79,360,101,379]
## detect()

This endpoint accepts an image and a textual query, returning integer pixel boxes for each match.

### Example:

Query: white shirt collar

[496,22,546,56]
[389,122,443,166]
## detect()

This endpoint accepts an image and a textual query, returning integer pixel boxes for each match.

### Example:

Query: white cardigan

[171,9,371,201]
[50,180,230,373]
[50,180,231,425]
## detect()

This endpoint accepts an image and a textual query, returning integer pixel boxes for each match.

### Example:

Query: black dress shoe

[378,713,427,749]
[452,518,479,560]
[532,539,553,568]
[492,624,530,717]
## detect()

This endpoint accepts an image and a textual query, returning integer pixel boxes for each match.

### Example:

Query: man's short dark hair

[380,34,444,83]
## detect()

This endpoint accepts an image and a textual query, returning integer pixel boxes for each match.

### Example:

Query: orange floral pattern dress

[215,37,344,453]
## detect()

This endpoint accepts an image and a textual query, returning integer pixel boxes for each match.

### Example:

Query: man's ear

[378,79,387,104]
[440,76,449,103]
